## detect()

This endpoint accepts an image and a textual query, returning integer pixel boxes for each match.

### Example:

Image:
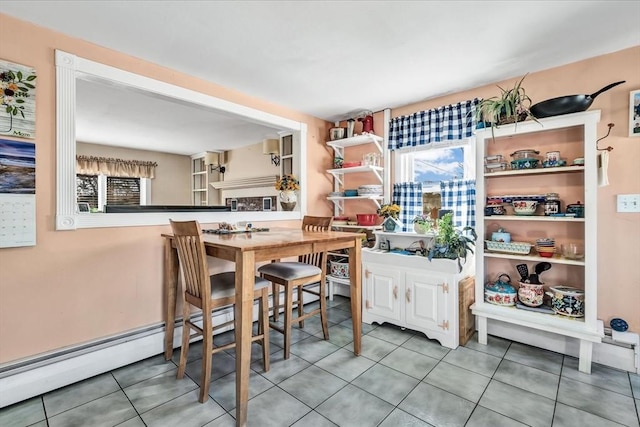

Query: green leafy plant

[428,213,476,271]
[475,74,536,135]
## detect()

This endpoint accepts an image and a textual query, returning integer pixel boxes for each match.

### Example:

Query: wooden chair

[258,216,332,359]
[170,220,270,403]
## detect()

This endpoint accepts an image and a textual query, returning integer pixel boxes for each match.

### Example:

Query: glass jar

[544,193,561,216]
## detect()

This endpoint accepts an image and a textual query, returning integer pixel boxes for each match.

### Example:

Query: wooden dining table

[162,227,365,427]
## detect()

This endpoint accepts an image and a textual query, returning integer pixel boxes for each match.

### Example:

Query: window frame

[393,138,476,194]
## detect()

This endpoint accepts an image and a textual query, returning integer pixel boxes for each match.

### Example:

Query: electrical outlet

[616,194,640,212]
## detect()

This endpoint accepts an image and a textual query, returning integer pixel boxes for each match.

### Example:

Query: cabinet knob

[405,288,411,303]
[438,320,450,330]
[393,285,398,300]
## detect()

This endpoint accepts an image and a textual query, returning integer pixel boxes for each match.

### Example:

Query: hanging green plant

[475,74,537,137]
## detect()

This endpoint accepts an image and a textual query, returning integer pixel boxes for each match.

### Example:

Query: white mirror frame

[55,50,306,229]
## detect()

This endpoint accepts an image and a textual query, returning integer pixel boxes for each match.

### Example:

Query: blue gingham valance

[388,98,479,151]
[392,182,423,232]
[440,179,476,229]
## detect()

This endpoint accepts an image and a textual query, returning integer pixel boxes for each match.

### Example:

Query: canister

[544,193,561,216]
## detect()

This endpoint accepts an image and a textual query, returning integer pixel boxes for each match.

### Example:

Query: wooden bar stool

[170,219,270,402]
[258,216,332,359]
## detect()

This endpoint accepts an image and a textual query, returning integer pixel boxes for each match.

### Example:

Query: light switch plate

[616,194,640,212]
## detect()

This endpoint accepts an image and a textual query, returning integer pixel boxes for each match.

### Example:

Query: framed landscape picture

[630,89,640,137]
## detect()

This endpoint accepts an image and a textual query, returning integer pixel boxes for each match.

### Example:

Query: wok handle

[590,81,625,99]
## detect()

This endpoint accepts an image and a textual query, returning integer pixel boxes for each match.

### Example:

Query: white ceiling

[2,1,639,155]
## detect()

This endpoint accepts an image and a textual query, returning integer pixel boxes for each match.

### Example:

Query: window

[107,177,140,205]
[76,174,99,209]
[76,174,149,211]
[395,139,476,217]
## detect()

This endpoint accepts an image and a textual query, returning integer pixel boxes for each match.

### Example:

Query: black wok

[530,81,625,119]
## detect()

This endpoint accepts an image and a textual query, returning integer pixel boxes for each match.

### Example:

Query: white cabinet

[362,231,472,349]
[326,134,386,214]
[472,110,602,373]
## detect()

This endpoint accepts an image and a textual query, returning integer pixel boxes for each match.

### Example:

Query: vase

[280,191,297,211]
[414,223,429,234]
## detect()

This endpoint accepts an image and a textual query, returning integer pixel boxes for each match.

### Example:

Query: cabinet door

[404,270,449,333]
[363,263,402,323]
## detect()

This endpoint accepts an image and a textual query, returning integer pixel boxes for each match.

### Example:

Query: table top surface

[162,227,365,251]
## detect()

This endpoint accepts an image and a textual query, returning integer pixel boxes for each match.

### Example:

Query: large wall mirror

[55,50,306,230]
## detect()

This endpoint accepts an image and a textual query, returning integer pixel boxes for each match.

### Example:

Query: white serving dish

[485,240,532,255]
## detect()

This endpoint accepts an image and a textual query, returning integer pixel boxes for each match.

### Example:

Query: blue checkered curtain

[388,99,479,150]
[392,182,423,232]
[440,179,476,228]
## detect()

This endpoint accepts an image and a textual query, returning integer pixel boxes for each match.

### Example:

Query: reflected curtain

[392,182,423,232]
[388,98,479,150]
[440,179,476,228]
[76,155,157,178]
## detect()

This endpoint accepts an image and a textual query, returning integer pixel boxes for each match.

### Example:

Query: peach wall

[1,13,638,364]
[0,14,332,364]
[383,46,640,333]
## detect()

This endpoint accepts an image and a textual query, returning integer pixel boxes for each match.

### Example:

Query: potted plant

[377,203,402,232]
[412,214,434,234]
[428,213,477,271]
[475,74,536,135]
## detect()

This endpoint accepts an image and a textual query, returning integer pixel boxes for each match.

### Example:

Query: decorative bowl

[330,258,349,278]
[356,214,378,226]
[511,159,540,170]
[513,200,538,215]
[546,286,585,317]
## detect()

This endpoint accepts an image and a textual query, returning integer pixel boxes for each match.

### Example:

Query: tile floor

[2,296,639,427]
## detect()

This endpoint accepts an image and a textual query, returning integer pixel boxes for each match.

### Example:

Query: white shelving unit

[472,110,602,373]
[190,154,209,206]
[326,133,385,214]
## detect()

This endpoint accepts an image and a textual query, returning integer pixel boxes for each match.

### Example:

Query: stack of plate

[535,238,556,258]
[357,185,383,196]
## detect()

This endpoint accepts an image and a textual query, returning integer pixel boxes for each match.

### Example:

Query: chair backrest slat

[299,216,332,267]
[170,220,210,302]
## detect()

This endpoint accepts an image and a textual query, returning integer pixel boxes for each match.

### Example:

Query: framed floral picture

[0,59,37,139]
[630,89,640,137]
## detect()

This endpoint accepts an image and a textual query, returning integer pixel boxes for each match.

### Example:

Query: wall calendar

[0,139,35,248]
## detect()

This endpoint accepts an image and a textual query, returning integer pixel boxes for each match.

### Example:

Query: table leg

[349,238,362,355]
[235,250,255,427]
[163,238,179,360]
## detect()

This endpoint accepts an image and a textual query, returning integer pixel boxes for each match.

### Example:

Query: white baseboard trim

[0,287,325,409]
[487,319,638,374]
